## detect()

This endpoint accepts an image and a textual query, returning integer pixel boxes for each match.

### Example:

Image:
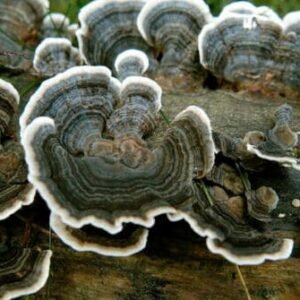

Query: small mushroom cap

[33,38,83,76]
[51,213,149,256]
[282,11,300,34]
[246,186,279,222]
[77,0,153,70]
[22,105,214,234]
[107,76,162,139]
[20,66,120,154]
[114,49,149,81]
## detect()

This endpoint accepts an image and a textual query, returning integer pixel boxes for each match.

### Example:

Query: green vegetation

[50,0,300,21]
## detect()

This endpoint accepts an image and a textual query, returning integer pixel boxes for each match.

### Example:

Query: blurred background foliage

[50,0,300,22]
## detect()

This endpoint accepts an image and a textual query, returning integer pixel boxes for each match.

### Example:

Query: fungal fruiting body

[76,0,155,72]
[137,0,212,69]
[33,38,83,77]
[198,2,300,97]
[0,79,35,220]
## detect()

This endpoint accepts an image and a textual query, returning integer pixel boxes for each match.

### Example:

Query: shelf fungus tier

[246,104,300,170]
[175,182,294,265]
[77,0,155,71]
[199,2,282,84]
[114,49,149,81]
[0,79,35,220]
[33,38,83,77]
[106,76,161,140]
[21,105,215,234]
[20,66,121,155]
[0,0,49,69]
[0,223,52,300]
[137,0,212,69]
[51,213,149,256]
[41,13,78,40]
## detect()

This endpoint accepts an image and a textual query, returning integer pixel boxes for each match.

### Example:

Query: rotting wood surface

[2,70,300,300]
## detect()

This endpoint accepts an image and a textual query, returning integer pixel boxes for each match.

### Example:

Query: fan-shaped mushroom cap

[137,0,212,67]
[77,0,154,71]
[199,2,282,82]
[33,38,83,76]
[0,224,52,300]
[115,49,149,81]
[21,105,214,234]
[41,13,77,39]
[107,76,161,139]
[51,213,149,256]
[0,80,35,220]
[20,66,121,155]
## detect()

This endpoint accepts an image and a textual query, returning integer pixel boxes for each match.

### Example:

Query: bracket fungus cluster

[198,1,300,97]
[1,0,300,297]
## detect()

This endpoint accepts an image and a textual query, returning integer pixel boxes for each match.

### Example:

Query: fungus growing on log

[76,0,155,71]
[0,222,52,300]
[21,100,214,235]
[0,0,49,69]
[33,38,83,76]
[41,13,78,39]
[0,79,35,220]
[137,0,212,69]
[114,49,149,81]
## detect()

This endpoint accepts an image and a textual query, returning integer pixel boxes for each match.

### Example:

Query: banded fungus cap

[198,2,282,81]
[114,49,149,81]
[77,0,154,71]
[137,0,212,66]
[21,105,214,235]
[107,76,162,140]
[33,38,83,77]
[20,66,121,155]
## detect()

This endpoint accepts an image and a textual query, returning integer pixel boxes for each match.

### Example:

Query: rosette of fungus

[0,0,49,69]
[137,0,212,70]
[76,0,155,72]
[21,65,215,254]
[0,79,35,220]
[247,104,300,170]
[33,38,83,77]
[41,13,78,40]
[0,220,52,300]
